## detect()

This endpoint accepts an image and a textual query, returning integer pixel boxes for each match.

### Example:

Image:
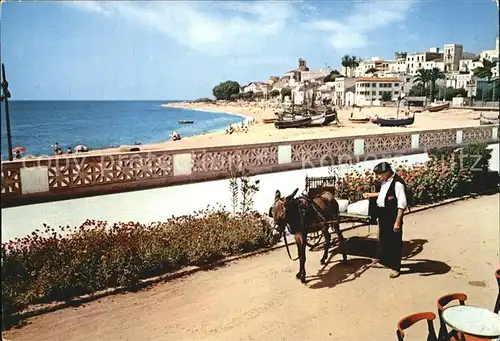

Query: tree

[269,89,280,97]
[365,67,378,74]
[435,87,468,101]
[281,87,292,101]
[473,59,498,82]
[323,69,341,82]
[341,55,360,77]
[409,85,425,97]
[381,91,392,101]
[212,80,241,100]
[429,67,446,102]
[413,69,432,104]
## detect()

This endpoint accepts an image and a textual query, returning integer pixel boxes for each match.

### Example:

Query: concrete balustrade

[1,124,498,207]
[411,134,420,149]
[456,130,463,144]
[278,145,292,164]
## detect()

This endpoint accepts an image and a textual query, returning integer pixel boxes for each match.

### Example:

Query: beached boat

[309,113,327,125]
[262,117,278,124]
[377,116,415,127]
[427,102,450,112]
[370,117,379,124]
[349,117,370,123]
[274,117,312,129]
[324,113,337,125]
[479,117,500,125]
[178,120,194,124]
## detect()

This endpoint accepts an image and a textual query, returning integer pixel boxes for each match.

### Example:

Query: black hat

[373,161,393,174]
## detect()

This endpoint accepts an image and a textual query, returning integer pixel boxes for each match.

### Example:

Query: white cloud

[305,0,416,51]
[65,1,299,57]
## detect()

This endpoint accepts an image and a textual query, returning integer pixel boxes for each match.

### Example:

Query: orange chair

[437,293,488,341]
[396,312,438,341]
[494,268,500,314]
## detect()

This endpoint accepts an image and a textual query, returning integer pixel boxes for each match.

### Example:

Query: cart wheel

[306,231,324,250]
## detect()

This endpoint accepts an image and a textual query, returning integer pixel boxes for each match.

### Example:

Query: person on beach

[363,162,408,278]
[53,142,61,155]
[170,131,181,141]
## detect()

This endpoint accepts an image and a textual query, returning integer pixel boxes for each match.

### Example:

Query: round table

[442,305,500,339]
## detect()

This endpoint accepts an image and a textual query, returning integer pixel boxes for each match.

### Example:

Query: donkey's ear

[275,190,281,201]
[287,188,299,199]
[268,206,273,217]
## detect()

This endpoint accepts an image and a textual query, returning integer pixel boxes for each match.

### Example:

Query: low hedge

[334,143,498,204]
[1,210,278,323]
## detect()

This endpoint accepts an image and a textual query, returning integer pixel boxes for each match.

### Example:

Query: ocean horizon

[0,100,246,160]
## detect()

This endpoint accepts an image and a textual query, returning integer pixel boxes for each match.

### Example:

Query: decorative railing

[1,125,498,206]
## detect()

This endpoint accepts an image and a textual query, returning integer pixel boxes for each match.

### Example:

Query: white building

[405,50,444,75]
[355,77,402,106]
[300,67,331,82]
[443,44,463,72]
[445,72,477,96]
[242,82,269,94]
[333,77,356,106]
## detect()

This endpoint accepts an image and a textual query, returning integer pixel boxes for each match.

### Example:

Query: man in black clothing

[363,161,408,278]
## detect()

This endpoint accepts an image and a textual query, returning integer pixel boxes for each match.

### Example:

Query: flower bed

[1,209,278,323]
[334,143,498,205]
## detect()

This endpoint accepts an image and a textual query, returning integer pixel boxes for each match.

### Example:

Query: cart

[304,175,376,250]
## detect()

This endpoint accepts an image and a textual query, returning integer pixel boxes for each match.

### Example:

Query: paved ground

[4,194,499,341]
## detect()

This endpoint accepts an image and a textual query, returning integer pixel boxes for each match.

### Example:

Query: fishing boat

[178,120,194,124]
[308,113,328,126]
[479,117,500,125]
[427,102,450,112]
[324,113,337,125]
[274,116,312,129]
[349,117,370,123]
[262,117,278,124]
[377,116,415,127]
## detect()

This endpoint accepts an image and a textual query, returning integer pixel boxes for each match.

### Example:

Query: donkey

[269,188,348,283]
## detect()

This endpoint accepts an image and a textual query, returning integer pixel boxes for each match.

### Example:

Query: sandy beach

[88,101,487,155]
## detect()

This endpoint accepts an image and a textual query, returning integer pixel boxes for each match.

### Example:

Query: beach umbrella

[75,145,88,152]
[12,146,26,153]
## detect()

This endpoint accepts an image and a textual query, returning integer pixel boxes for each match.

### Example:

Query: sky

[0,0,499,100]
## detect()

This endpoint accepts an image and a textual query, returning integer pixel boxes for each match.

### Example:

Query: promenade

[2,144,498,241]
[4,194,499,341]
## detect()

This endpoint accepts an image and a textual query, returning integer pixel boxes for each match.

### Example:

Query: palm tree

[341,55,361,77]
[473,59,498,82]
[413,69,432,105]
[341,54,352,77]
[429,67,446,102]
[365,67,378,74]
[350,55,360,76]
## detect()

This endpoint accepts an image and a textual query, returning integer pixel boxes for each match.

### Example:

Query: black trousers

[378,210,403,271]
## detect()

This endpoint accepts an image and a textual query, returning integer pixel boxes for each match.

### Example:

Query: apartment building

[406,49,443,75]
[355,77,401,106]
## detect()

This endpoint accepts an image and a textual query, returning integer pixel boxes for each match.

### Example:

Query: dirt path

[4,195,499,341]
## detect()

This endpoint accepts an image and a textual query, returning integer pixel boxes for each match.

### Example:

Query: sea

[0,100,247,160]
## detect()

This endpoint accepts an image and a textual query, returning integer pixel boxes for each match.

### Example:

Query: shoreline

[9,101,490,158]
[160,103,254,123]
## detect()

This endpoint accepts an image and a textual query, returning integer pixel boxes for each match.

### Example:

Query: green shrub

[1,210,278,322]
[332,144,498,205]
